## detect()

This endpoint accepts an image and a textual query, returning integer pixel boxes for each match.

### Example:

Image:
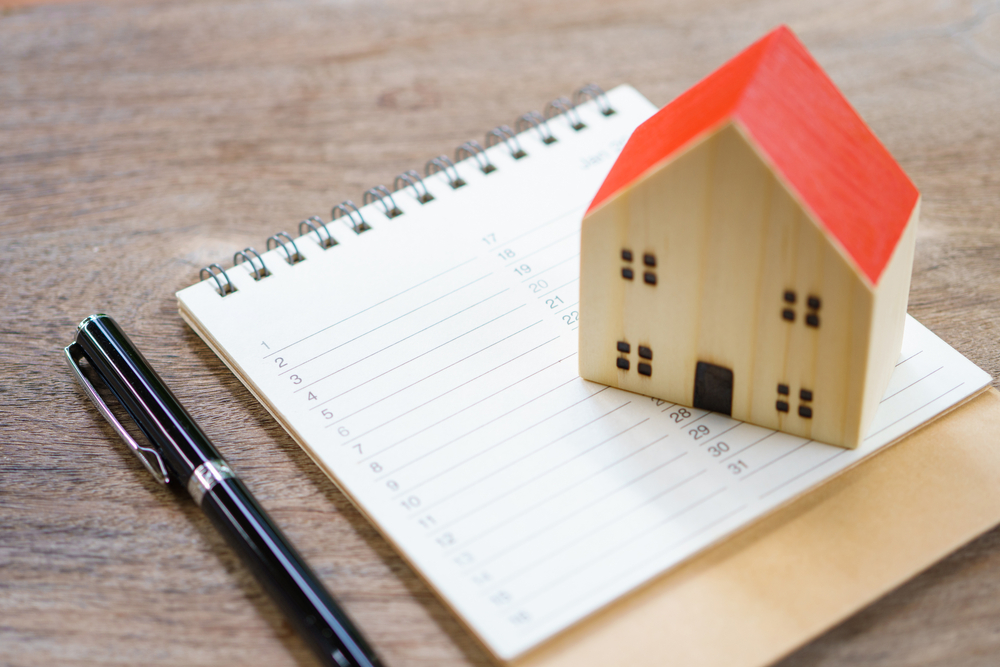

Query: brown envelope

[512,387,1000,667]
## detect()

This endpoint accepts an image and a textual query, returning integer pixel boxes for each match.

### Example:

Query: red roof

[586,26,919,286]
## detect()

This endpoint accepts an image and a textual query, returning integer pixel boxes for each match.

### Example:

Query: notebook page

[177,85,991,660]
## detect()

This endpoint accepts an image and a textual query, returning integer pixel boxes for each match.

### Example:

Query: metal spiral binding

[233,247,269,280]
[266,232,304,265]
[426,155,466,189]
[486,125,527,159]
[545,96,586,131]
[394,170,434,204]
[573,84,614,116]
[299,215,338,249]
[200,264,236,296]
[198,84,613,296]
[516,111,556,144]
[332,200,370,234]
[456,141,496,174]
[363,185,403,218]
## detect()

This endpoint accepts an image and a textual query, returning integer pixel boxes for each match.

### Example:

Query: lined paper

[177,86,991,660]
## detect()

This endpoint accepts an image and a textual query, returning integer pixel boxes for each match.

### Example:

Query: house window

[782,291,822,326]
[782,290,796,321]
[617,345,652,376]
[777,382,794,413]
[638,253,657,285]
[798,388,814,418]
[616,342,632,372]
[806,294,821,328]
[622,249,634,281]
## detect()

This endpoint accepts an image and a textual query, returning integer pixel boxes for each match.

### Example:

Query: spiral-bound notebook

[176,85,991,663]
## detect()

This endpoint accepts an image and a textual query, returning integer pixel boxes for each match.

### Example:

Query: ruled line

[680,411,711,427]
[503,485,727,606]
[739,440,813,481]
[495,205,583,250]
[361,374,591,466]
[759,449,849,499]
[719,431,777,463]
[532,502,748,628]
[504,229,581,267]
[346,335,560,443]
[537,277,579,299]
[444,443,681,552]
[696,422,741,446]
[396,400,632,503]
[431,418,649,540]
[262,256,478,358]
[404,388,611,513]
[471,467,708,577]
[553,301,579,315]
[286,274,496,380]
[308,302,525,408]
[896,349,923,367]
[641,503,748,566]
[879,365,943,403]
[864,382,965,441]
[370,355,578,470]
[521,253,580,283]
[324,320,546,427]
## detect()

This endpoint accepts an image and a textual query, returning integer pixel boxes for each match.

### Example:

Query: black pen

[65,313,383,667]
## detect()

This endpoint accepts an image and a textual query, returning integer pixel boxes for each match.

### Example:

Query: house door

[693,361,733,415]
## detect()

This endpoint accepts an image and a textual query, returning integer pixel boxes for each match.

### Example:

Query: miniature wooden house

[579,26,920,449]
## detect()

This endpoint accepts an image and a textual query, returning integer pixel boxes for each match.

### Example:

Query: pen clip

[64,343,171,485]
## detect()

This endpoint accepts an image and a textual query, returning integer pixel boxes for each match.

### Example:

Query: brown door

[693,361,733,415]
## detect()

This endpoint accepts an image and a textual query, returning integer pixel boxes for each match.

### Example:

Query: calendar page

[177,86,991,660]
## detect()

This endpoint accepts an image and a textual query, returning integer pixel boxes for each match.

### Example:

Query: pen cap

[74,314,223,482]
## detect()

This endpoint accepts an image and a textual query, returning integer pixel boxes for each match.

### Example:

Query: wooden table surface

[3,1,1000,665]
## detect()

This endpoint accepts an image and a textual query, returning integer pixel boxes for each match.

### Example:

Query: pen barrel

[201,477,382,667]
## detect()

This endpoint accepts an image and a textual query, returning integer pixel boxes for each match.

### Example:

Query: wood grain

[2,1,999,665]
